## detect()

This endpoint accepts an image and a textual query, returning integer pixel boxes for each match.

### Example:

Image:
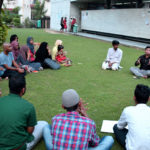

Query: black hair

[9,74,26,95]
[58,45,64,51]
[145,46,150,50]
[64,103,79,112]
[10,34,18,43]
[134,84,150,104]
[112,40,119,45]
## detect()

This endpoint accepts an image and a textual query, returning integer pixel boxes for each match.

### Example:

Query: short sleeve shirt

[0,94,37,150]
[0,52,14,71]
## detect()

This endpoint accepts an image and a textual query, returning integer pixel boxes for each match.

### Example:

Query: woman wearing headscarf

[27,37,40,62]
[51,40,63,60]
[20,45,43,71]
[35,42,60,70]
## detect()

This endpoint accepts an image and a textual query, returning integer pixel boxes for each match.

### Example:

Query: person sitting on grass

[10,34,18,43]
[35,42,60,70]
[113,84,150,150]
[27,37,40,62]
[0,74,48,150]
[130,46,150,79]
[52,40,63,60]
[43,89,114,150]
[0,43,25,79]
[56,45,72,66]
[102,40,123,71]
[0,66,5,81]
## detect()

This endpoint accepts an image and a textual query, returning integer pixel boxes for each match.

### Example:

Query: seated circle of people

[113,84,150,150]
[0,43,25,79]
[0,74,48,150]
[130,46,150,79]
[35,42,60,70]
[43,89,114,150]
[102,40,123,71]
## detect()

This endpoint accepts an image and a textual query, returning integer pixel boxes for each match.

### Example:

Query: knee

[102,62,107,70]
[130,67,134,72]
[37,121,49,128]
[112,66,118,71]
[113,124,118,133]
[105,136,114,144]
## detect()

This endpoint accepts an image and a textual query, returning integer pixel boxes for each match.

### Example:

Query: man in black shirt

[130,46,150,78]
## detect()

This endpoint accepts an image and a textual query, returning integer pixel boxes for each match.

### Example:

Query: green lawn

[0,28,149,150]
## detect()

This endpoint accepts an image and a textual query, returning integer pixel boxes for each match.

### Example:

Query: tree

[32,0,47,20]
[0,0,8,50]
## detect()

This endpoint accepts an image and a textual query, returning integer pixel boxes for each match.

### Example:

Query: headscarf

[20,45,29,61]
[35,42,51,63]
[11,41,19,61]
[27,37,34,54]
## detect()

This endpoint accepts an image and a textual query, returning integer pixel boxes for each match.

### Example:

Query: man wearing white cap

[43,89,114,150]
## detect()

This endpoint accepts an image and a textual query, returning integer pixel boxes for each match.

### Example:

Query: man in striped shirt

[43,89,114,150]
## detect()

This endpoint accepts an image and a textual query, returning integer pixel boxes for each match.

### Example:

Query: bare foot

[143,76,148,79]
[0,77,2,81]
[5,77,8,80]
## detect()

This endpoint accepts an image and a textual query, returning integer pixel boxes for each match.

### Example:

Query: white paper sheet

[101,120,118,133]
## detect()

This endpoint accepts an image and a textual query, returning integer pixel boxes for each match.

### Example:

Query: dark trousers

[1,70,26,78]
[113,124,128,150]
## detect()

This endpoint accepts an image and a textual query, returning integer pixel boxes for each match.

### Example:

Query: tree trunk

[0,0,4,13]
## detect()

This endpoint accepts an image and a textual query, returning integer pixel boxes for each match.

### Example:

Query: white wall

[81,9,150,39]
[50,0,71,30]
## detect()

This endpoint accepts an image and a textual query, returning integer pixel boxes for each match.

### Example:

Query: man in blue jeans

[43,89,114,150]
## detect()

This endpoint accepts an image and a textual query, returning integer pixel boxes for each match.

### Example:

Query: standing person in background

[52,40,63,61]
[70,18,76,32]
[27,37,40,62]
[130,46,150,79]
[102,40,123,71]
[63,17,67,32]
[60,17,64,32]
[43,89,114,150]
[35,42,60,70]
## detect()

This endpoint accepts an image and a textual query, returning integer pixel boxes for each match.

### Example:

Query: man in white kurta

[102,40,123,70]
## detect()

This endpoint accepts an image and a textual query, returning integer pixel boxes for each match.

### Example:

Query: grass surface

[0,28,149,150]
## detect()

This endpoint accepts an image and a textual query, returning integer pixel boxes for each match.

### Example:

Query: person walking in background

[0,74,48,150]
[70,18,76,32]
[102,40,123,71]
[113,84,150,150]
[43,89,114,150]
[63,17,67,32]
[35,42,60,70]
[130,46,150,79]
[60,17,64,32]
[52,40,63,61]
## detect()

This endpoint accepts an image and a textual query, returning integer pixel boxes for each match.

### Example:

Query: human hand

[137,58,141,64]
[109,63,113,67]
[0,67,4,71]
[77,98,88,117]
[17,68,24,73]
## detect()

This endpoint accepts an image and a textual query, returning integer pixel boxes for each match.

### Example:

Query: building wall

[70,3,88,30]
[81,9,150,39]
[50,0,71,30]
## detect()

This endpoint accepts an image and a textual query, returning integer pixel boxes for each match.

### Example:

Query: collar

[66,111,80,116]
[8,93,21,98]
[136,104,147,107]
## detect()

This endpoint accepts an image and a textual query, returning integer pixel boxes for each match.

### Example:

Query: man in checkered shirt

[43,89,114,150]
